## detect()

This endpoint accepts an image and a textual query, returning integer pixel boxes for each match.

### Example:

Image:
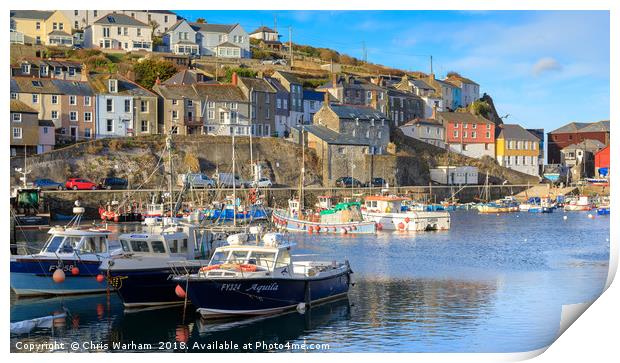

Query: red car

[65,178,98,190]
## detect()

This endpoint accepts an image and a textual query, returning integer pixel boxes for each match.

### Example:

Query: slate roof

[409,78,434,90]
[250,26,277,34]
[89,74,156,97]
[294,124,370,146]
[94,13,149,27]
[217,41,240,48]
[11,77,59,94]
[562,139,606,152]
[10,100,37,113]
[47,30,73,37]
[330,104,385,120]
[446,74,479,86]
[162,69,213,86]
[549,120,610,134]
[52,80,94,96]
[497,124,539,141]
[402,118,443,127]
[274,70,301,85]
[303,90,325,102]
[317,76,383,91]
[238,77,276,93]
[39,120,55,127]
[437,111,494,125]
[153,84,201,100]
[10,10,54,20]
[19,58,82,69]
[190,22,238,33]
[264,77,288,93]
[193,84,247,102]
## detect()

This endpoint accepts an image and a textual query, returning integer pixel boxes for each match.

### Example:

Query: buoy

[563,216,568,221]
[588,214,594,219]
[71,267,80,276]
[296,302,306,314]
[52,269,66,283]
[315,225,321,233]
[96,274,105,283]
[398,222,405,230]
[341,228,347,234]
[175,284,186,298]
[377,223,383,231]
[405,217,411,223]
[308,227,313,234]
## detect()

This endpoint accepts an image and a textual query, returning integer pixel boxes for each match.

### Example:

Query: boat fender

[296,303,306,314]
[240,264,257,272]
[96,274,105,283]
[398,222,405,230]
[175,285,186,298]
[71,267,80,276]
[52,269,65,283]
[405,217,411,223]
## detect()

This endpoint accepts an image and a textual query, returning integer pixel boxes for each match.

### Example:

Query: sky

[176,10,610,132]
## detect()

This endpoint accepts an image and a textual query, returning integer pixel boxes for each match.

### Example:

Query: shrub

[86,143,103,154]
[183,153,200,172]
[109,139,123,151]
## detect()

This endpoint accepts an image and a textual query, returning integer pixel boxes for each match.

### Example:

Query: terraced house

[84,13,152,51]
[271,71,304,126]
[90,74,158,138]
[10,10,73,46]
[236,75,277,137]
[12,59,84,81]
[10,77,63,129]
[438,111,496,159]
[53,79,96,142]
[319,74,388,115]
[495,124,540,176]
[10,100,39,156]
[164,20,250,58]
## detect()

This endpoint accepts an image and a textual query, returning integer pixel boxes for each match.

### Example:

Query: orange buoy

[377,223,383,231]
[96,274,105,283]
[176,326,190,343]
[341,228,347,234]
[175,284,186,298]
[52,269,66,283]
[71,267,80,276]
[398,222,405,230]
[405,217,411,223]
[315,225,321,232]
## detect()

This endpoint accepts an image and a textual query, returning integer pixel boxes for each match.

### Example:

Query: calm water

[10,211,610,353]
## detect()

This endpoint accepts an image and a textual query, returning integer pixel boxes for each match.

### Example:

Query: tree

[149,20,160,38]
[133,59,177,89]
[469,100,491,118]
[223,67,257,83]
[446,71,461,78]
[196,18,206,23]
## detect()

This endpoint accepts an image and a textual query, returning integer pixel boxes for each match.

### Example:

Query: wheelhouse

[364,196,407,213]
[41,228,111,255]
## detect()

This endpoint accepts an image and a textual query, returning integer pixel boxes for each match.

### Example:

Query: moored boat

[172,232,353,318]
[564,196,592,211]
[362,195,450,231]
[273,199,376,234]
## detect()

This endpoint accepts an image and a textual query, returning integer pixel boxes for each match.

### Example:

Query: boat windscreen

[44,236,65,253]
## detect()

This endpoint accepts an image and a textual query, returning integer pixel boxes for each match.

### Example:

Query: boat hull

[181,272,352,318]
[564,205,592,211]
[10,258,108,296]
[362,211,450,231]
[272,209,375,234]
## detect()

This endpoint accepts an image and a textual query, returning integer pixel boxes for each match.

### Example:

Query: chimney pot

[323,91,329,105]
[232,72,238,86]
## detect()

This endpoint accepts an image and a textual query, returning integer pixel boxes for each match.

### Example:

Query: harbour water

[10,211,609,353]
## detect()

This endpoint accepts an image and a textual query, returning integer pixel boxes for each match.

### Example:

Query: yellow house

[10,10,73,46]
[495,124,540,176]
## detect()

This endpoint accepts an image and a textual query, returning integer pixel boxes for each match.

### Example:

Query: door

[70,126,78,141]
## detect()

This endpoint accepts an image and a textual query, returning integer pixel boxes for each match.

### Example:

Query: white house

[399,118,445,148]
[62,10,177,35]
[162,20,199,55]
[84,13,152,52]
[191,22,250,58]
[430,166,479,185]
[249,26,279,41]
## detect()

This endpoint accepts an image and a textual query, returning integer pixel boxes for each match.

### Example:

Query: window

[486,124,491,129]
[32,94,39,104]
[51,111,58,120]
[140,100,148,112]
[108,79,117,93]
[172,110,178,119]
[12,127,22,139]
[43,127,48,134]
[124,99,131,113]
[453,131,458,137]
[69,67,75,76]
[70,111,78,121]
[172,99,178,105]
[85,128,91,138]
[141,120,149,132]
[472,123,477,129]
[11,93,17,99]
[130,240,150,252]
[70,95,77,105]
[12,113,22,122]
[106,99,113,112]
[207,101,215,108]
[51,95,59,104]
[137,28,141,36]
[84,96,91,106]
[472,131,476,138]
[123,27,128,36]
[94,10,98,16]
[486,131,491,138]
[117,26,122,35]
[106,119,113,132]
[21,63,30,74]
[75,21,79,29]
[36,22,41,30]
[151,241,166,253]
[463,123,468,128]
[187,99,193,107]
[208,110,215,119]
[463,131,468,138]
[84,112,92,122]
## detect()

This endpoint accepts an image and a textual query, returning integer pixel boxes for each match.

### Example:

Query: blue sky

[176,10,610,132]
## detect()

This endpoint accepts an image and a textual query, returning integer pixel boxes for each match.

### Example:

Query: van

[213,172,244,188]
[178,173,216,189]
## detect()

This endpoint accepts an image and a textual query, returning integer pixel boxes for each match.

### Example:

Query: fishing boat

[171,232,353,318]
[10,203,121,296]
[98,218,225,309]
[11,152,51,229]
[519,197,554,213]
[362,195,450,231]
[564,196,592,211]
[273,199,376,234]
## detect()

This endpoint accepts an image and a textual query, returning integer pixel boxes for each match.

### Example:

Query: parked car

[364,178,387,188]
[178,173,216,189]
[65,178,98,190]
[213,172,244,188]
[33,178,64,190]
[99,177,128,190]
[249,177,273,188]
[335,177,363,188]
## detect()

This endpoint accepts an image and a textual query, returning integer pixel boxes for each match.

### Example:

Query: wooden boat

[362,195,450,231]
[273,199,376,234]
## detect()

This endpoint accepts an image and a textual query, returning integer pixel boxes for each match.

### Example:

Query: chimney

[231,72,238,86]
[81,65,89,82]
[432,104,437,120]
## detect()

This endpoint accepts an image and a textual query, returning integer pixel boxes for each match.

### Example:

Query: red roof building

[594,145,610,177]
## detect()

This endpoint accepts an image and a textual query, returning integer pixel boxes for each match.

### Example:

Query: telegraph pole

[430,55,433,75]
[288,26,293,67]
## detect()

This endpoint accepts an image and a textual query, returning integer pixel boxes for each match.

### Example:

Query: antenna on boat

[166,129,174,222]
[15,148,31,189]
[300,123,305,213]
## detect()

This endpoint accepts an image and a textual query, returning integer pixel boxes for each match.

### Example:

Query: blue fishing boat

[172,232,353,318]
[597,207,610,215]
[10,205,121,296]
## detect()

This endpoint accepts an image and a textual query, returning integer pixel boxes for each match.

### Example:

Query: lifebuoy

[240,264,257,272]
[200,264,221,272]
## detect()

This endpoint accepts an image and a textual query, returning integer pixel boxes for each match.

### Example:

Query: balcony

[183,117,204,126]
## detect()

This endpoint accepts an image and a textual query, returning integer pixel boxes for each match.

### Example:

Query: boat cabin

[316,196,336,210]
[364,196,407,213]
[288,198,300,217]
[118,224,207,259]
[41,228,113,255]
[201,233,293,277]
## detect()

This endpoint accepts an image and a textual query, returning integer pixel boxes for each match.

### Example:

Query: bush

[183,153,200,172]
[133,58,177,89]
[109,139,123,151]
[86,143,103,155]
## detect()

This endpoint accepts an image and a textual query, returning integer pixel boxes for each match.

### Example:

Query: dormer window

[109,79,118,93]
[21,64,31,74]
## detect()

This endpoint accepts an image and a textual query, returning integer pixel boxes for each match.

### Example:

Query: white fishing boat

[361,195,450,231]
[564,196,592,211]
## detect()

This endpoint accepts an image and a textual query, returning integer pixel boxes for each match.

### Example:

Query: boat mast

[166,130,174,219]
[299,123,305,213]
[232,127,237,227]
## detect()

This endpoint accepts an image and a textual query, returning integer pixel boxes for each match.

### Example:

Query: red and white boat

[564,196,592,211]
[361,195,451,231]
